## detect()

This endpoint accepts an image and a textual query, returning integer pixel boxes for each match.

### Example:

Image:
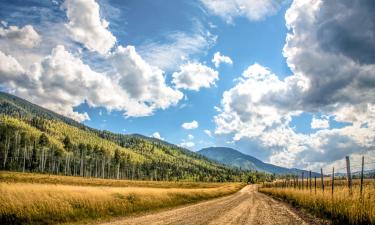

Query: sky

[0,0,374,172]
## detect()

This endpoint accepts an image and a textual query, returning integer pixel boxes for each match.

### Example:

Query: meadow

[0,171,245,225]
[259,178,375,225]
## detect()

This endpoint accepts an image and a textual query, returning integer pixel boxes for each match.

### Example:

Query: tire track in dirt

[98,185,316,225]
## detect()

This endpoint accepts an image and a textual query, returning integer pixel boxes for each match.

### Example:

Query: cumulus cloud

[64,0,116,54]
[215,61,374,170]
[212,51,232,68]
[0,0,185,121]
[151,132,164,140]
[108,45,183,116]
[182,120,199,130]
[187,134,194,140]
[200,0,283,23]
[215,63,307,140]
[213,0,375,170]
[284,0,375,110]
[0,24,41,48]
[0,50,25,80]
[172,63,219,91]
[311,116,329,129]
[0,44,182,121]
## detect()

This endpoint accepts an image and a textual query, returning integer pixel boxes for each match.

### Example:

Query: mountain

[0,92,245,182]
[198,147,319,176]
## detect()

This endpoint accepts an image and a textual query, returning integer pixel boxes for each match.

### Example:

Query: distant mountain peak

[198,147,319,176]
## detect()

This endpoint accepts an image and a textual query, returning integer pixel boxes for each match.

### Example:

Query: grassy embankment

[259,179,375,225]
[0,171,245,225]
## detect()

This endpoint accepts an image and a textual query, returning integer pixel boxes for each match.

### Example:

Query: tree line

[0,116,249,182]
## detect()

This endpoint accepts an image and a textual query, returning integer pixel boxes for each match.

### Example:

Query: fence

[262,156,375,198]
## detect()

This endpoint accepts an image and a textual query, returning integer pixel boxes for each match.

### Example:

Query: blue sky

[1,0,374,172]
[76,0,293,151]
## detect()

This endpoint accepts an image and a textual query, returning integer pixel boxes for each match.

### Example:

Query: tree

[114,149,121,179]
[30,140,38,171]
[39,133,49,172]
[63,136,72,151]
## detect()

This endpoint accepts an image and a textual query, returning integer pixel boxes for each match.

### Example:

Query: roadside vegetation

[259,178,375,225]
[0,171,236,189]
[0,171,245,225]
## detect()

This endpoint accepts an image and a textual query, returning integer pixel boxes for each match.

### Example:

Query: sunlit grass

[0,171,244,224]
[259,180,375,225]
[0,171,234,188]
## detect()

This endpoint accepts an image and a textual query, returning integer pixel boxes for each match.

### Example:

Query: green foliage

[246,171,275,184]
[0,92,250,182]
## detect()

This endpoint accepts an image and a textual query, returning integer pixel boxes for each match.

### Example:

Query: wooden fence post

[314,176,317,194]
[346,156,353,195]
[309,170,312,192]
[297,175,299,189]
[321,168,324,193]
[302,172,304,190]
[360,156,364,197]
[332,167,335,196]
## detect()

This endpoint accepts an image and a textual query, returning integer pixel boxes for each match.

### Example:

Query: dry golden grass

[0,172,244,225]
[259,180,375,225]
[0,171,232,189]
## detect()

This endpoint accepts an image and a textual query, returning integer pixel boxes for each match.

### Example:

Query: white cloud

[214,0,375,170]
[212,51,233,68]
[0,44,182,121]
[182,120,199,130]
[214,63,307,140]
[187,134,194,140]
[214,63,375,170]
[0,24,41,48]
[311,116,329,129]
[0,1,186,122]
[64,0,116,54]
[180,141,195,148]
[204,129,212,137]
[151,132,164,140]
[108,45,183,116]
[172,63,219,91]
[200,0,283,23]
[0,50,25,80]
[140,30,216,71]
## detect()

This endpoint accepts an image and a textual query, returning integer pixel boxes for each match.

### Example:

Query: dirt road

[99,185,312,225]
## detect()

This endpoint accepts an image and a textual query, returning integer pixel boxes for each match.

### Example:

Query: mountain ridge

[0,92,244,182]
[198,147,319,176]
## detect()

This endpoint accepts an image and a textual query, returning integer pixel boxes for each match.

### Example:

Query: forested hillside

[0,92,245,182]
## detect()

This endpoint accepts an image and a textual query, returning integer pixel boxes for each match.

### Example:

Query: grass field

[259,179,375,225]
[0,171,245,225]
[0,171,231,189]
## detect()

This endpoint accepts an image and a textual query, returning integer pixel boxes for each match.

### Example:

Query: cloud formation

[212,52,232,68]
[64,0,116,54]
[151,132,164,140]
[0,24,41,48]
[311,116,329,129]
[180,141,195,148]
[0,0,184,121]
[182,120,199,130]
[109,45,183,116]
[200,0,282,23]
[140,30,216,71]
[204,129,212,137]
[172,63,218,91]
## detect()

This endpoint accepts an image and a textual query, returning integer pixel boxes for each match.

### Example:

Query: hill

[0,92,245,182]
[198,147,319,176]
